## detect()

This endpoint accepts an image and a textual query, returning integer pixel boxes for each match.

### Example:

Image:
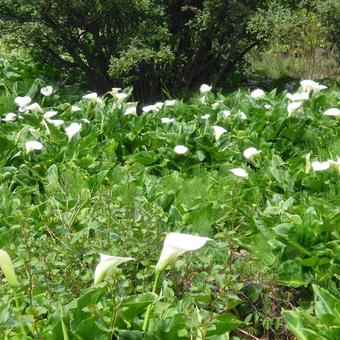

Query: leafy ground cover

[0,57,339,339]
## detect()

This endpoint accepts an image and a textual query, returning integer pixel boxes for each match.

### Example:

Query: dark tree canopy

[0,0,337,101]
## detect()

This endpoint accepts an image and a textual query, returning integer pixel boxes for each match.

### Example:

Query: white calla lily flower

[22,103,42,113]
[65,122,81,140]
[222,110,231,118]
[311,161,331,171]
[25,141,43,153]
[287,101,303,116]
[47,119,64,127]
[212,125,227,141]
[286,92,309,101]
[2,112,17,122]
[155,233,211,273]
[200,84,212,93]
[94,253,134,284]
[82,92,103,104]
[41,85,53,97]
[250,88,265,99]
[143,105,156,113]
[201,114,210,120]
[300,80,327,94]
[43,111,58,119]
[0,249,19,287]
[124,107,137,116]
[82,92,98,100]
[161,117,175,124]
[238,111,247,120]
[230,168,248,177]
[14,96,31,108]
[115,92,128,102]
[174,145,188,155]
[243,147,262,159]
[164,100,176,107]
[323,108,340,117]
[212,101,221,110]
[71,105,81,112]
[264,104,272,110]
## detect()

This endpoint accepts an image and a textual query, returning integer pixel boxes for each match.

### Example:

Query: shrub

[0,0,267,101]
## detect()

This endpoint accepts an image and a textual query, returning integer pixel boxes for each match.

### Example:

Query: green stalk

[142,271,161,332]
[13,288,26,335]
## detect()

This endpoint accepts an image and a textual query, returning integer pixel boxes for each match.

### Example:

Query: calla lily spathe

[311,161,331,171]
[2,112,16,122]
[174,145,188,154]
[230,168,248,177]
[43,111,58,119]
[41,85,53,97]
[25,141,43,153]
[323,108,340,117]
[0,249,19,286]
[286,92,309,101]
[94,253,134,284]
[65,122,81,140]
[155,233,211,273]
[124,107,137,116]
[15,96,31,108]
[250,88,265,100]
[287,102,302,116]
[243,147,261,159]
[161,117,175,124]
[22,103,42,114]
[300,80,327,94]
[212,125,227,141]
[200,84,212,93]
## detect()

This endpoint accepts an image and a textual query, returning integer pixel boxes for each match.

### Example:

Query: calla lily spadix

[174,145,188,154]
[0,249,19,286]
[250,88,265,100]
[94,253,134,284]
[230,168,248,177]
[25,140,43,153]
[41,85,53,97]
[323,108,340,117]
[212,125,227,141]
[65,122,81,140]
[155,233,212,273]
[200,84,212,93]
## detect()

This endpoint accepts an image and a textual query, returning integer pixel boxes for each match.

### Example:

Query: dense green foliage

[0,57,339,339]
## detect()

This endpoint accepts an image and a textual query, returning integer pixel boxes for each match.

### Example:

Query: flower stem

[13,288,25,335]
[142,271,161,332]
